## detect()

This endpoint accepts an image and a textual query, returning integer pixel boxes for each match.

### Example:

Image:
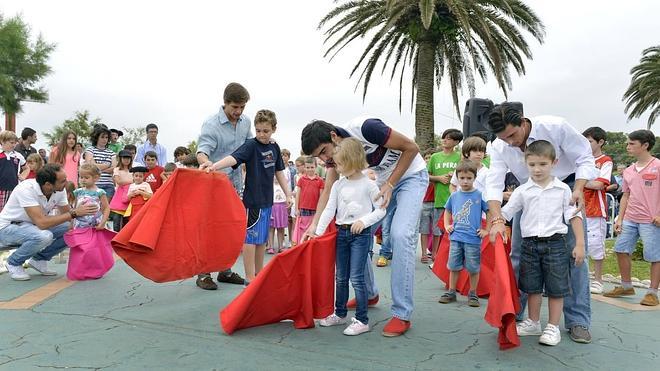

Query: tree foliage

[0,13,55,115]
[187,140,197,154]
[42,110,102,147]
[118,126,145,146]
[319,0,544,151]
[623,46,660,129]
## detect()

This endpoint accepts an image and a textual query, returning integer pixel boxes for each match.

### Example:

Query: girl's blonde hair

[333,137,367,173]
[79,163,101,177]
[26,153,44,171]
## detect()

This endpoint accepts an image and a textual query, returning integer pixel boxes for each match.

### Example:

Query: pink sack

[64,227,116,281]
[109,184,130,213]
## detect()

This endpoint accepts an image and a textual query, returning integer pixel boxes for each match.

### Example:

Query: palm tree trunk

[4,112,16,132]
[415,40,435,152]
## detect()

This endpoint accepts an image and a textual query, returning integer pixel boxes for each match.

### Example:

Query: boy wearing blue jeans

[439,160,489,307]
[501,140,585,346]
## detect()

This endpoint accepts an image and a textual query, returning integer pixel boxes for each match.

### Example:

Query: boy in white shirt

[500,140,585,346]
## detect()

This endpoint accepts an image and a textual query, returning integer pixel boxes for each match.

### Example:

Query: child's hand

[477,228,488,238]
[351,221,366,234]
[446,224,454,233]
[572,243,585,266]
[286,196,293,209]
[95,223,105,230]
[295,209,300,217]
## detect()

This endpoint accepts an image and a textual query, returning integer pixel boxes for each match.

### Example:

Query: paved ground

[1,253,659,370]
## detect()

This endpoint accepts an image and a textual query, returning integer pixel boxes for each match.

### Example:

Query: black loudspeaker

[462,98,523,142]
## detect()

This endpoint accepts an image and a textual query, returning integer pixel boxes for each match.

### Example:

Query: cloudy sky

[2,0,658,157]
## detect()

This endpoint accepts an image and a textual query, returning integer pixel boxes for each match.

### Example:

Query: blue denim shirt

[134,141,168,167]
[197,108,253,191]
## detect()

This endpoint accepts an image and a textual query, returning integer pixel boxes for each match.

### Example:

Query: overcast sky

[2,0,658,157]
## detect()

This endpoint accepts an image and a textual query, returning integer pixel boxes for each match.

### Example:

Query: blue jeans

[365,169,428,320]
[1,222,70,266]
[378,210,393,259]
[511,209,591,329]
[335,227,372,324]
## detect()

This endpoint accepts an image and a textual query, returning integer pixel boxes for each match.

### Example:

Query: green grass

[590,240,651,281]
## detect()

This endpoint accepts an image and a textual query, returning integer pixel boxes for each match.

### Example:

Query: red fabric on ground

[111,168,246,283]
[220,231,336,335]
[484,235,521,350]
[432,214,495,296]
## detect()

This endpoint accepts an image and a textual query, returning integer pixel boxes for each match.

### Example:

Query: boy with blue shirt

[439,160,489,307]
[208,109,292,285]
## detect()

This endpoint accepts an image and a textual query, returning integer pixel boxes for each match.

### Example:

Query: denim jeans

[377,210,393,259]
[511,207,591,329]
[335,227,372,324]
[1,222,70,266]
[364,169,428,320]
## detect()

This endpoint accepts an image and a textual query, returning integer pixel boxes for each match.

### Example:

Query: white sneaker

[539,324,561,346]
[343,317,370,336]
[4,262,30,281]
[590,280,604,294]
[319,313,347,327]
[27,259,57,276]
[516,318,542,336]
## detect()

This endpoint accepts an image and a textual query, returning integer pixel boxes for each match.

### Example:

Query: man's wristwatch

[69,209,78,219]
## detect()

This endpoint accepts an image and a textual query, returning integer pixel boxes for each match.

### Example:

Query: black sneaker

[468,292,480,307]
[217,271,245,285]
[196,275,218,290]
[569,325,592,344]
[438,291,457,304]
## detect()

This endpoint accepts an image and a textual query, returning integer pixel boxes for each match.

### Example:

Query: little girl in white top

[315,137,385,336]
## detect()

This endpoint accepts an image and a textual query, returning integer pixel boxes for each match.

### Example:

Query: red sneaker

[346,295,379,309]
[382,317,410,337]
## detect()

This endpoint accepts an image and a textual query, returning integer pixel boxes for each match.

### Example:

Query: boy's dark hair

[89,126,111,146]
[173,146,190,158]
[301,120,336,155]
[224,82,250,104]
[145,123,158,133]
[487,102,524,134]
[123,144,137,152]
[628,129,656,151]
[525,140,556,161]
[582,126,607,145]
[441,128,464,141]
[461,136,487,159]
[144,150,158,160]
[180,154,199,168]
[163,162,177,172]
[21,127,36,140]
[36,163,62,186]
[455,160,478,177]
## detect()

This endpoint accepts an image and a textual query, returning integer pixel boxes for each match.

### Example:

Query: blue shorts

[519,235,570,297]
[614,220,660,262]
[245,207,272,245]
[447,240,481,273]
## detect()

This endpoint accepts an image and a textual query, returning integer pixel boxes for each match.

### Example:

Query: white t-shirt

[334,116,427,186]
[315,175,386,235]
[0,179,68,229]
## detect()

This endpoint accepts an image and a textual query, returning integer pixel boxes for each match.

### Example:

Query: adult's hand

[375,183,393,209]
[199,161,213,171]
[571,189,585,217]
[75,203,98,217]
[489,222,508,244]
[301,222,318,243]
[652,215,660,227]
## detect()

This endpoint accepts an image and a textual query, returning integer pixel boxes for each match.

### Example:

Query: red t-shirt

[26,170,36,179]
[584,154,612,218]
[297,175,324,210]
[423,183,434,202]
[145,166,164,193]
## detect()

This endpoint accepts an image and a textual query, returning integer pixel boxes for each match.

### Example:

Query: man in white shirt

[484,102,597,344]
[0,164,97,281]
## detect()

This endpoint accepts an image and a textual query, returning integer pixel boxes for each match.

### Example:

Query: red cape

[484,235,521,350]
[220,231,336,335]
[111,168,247,283]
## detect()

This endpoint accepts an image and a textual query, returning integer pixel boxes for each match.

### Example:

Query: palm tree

[319,0,545,151]
[623,46,660,130]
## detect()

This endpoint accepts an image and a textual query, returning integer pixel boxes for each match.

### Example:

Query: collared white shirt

[0,179,68,229]
[485,115,597,202]
[501,177,580,238]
